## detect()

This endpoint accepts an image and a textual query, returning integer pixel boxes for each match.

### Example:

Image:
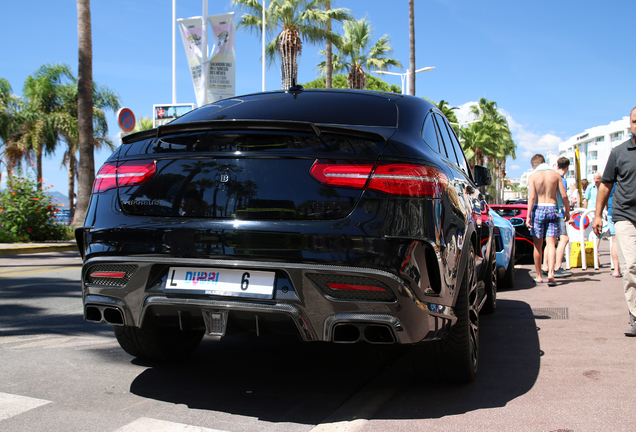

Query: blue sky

[1,0,634,195]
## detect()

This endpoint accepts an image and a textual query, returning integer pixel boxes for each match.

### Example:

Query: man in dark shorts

[526,154,570,286]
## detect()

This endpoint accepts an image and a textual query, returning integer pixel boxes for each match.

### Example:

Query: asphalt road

[1,245,635,432]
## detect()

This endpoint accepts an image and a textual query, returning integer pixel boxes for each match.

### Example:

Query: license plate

[165,267,275,299]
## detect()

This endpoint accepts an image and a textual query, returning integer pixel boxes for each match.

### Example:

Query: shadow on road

[0,272,111,339]
[372,299,540,419]
[127,299,540,424]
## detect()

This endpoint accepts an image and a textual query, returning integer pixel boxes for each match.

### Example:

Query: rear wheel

[114,324,204,362]
[410,244,479,383]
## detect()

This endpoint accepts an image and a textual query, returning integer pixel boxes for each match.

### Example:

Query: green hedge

[0,172,73,242]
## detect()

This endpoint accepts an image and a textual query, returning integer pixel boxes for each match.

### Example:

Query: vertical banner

[207,13,235,101]
[575,146,582,200]
[178,17,206,107]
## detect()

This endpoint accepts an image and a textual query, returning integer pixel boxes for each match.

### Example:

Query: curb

[0,243,78,257]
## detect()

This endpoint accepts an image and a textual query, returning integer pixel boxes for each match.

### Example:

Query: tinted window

[171,92,398,127]
[121,131,385,157]
[433,114,455,162]
[422,114,440,153]
[444,118,471,175]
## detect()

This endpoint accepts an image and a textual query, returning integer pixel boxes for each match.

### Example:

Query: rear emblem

[216,168,235,191]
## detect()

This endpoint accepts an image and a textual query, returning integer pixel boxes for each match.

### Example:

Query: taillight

[369,163,447,198]
[93,163,117,193]
[310,160,447,198]
[309,160,373,189]
[93,160,156,193]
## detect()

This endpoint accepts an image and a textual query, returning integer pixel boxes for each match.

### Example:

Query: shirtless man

[526,154,570,286]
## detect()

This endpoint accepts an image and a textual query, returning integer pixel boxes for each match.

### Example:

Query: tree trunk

[325,1,332,89]
[348,67,366,90]
[74,0,94,229]
[68,154,77,222]
[278,29,301,89]
[36,149,43,190]
[408,0,415,95]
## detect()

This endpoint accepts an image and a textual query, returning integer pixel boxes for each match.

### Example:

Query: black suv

[76,89,496,382]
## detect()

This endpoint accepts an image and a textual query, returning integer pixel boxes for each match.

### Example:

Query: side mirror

[473,165,492,187]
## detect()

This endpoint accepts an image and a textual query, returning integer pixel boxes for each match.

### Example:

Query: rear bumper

[81,255,457,345]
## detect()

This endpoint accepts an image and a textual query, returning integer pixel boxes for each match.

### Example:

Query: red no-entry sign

[117,108,136,133]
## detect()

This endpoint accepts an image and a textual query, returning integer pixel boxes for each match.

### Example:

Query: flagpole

[262,0,266,91]
[172,0,177,104]
[202,0,208,105]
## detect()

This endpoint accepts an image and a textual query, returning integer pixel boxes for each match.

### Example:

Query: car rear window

[170,91,398,128]
[120,131,385,157]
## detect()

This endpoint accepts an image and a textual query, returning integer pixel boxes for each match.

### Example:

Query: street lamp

[372,66,435,95]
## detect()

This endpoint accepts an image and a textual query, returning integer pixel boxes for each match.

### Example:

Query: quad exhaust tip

[332,323,396,344]
[85,305,125,326]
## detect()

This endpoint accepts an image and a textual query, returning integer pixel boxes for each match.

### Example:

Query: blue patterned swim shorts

[530,204,561,238]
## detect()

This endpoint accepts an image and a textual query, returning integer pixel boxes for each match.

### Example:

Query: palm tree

[408,0,415,95]
[132,116,154,132]
[434,99,459,133]
[7,64,74,189]
[491,129,516,203]
[75,0,94,229]
[324,1,332,89]
[318,17,401,89]
[459,122,478,171]
[0,78,18,182]
[233,0,352,89]
[468,98,516,203]
[57,80,120,219]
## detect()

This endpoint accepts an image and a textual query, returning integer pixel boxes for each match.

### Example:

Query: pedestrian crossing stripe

[114,417,229,432]
[0,392,51,421]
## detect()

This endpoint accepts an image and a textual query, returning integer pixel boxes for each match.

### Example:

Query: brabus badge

[217,169,234,191]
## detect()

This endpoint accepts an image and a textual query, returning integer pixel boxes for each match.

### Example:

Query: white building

[507,117,631,199]
[558,116,630,182]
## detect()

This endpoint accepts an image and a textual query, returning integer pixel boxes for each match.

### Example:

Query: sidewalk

[0,241,78,256]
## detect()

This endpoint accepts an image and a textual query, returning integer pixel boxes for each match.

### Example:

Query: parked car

[490,204,533,262]
[490,208,515,289]
[76,88,495,383]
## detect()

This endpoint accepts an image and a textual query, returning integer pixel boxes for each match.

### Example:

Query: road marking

[114,417,229,432]
[0,392,51,421]
[0,265,81,277]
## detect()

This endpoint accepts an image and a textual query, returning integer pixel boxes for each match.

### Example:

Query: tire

[481,243,497,314]
[410,244,479,383]
[501,240,515,290]
[114,324,204,362]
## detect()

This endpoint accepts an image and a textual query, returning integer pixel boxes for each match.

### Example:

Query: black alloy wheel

[410,244,479,383]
